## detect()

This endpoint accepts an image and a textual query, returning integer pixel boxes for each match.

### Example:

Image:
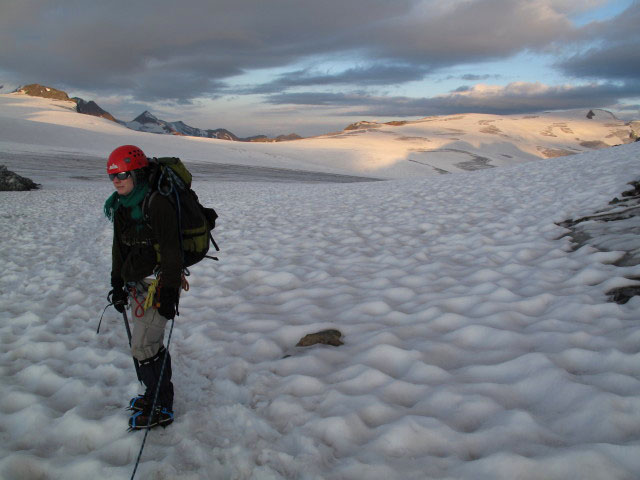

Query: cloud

[560,44,640,81]
[0,0,596,102]
[556,1,640,81]
[436,81,640,112]
[246,69,503,95]
[246,64,433,94]
[2,0,638,120]
[364,0,575,65]
[460,74,499,81]
[0,0,404,100]
[266,81,640,117]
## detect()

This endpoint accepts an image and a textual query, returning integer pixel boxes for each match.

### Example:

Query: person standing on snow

[104,145,181,430]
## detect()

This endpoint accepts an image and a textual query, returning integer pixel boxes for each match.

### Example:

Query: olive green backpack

[142,157,219,268]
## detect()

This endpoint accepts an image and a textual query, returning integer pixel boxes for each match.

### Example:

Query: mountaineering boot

[138,347,174,411]
[128,395,151,412]
[128,406,174,430]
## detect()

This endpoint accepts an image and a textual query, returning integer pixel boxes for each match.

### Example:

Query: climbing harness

[128,279,160,318]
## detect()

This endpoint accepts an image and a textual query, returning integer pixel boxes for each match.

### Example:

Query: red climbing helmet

[107,145,149,174]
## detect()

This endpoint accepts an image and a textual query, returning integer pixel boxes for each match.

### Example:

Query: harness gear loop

[143,279,160,311]
[181,273,190,292]
[129,286,146,318]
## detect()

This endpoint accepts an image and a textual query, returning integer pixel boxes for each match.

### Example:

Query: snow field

[1,94,634,181]
[1,143,640,479]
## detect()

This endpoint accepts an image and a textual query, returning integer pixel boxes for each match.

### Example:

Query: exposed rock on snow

[344,121,382,131]
[73,98,117,123]
[0,165,40,191]
[14,84,71,101]
[558,176,640,303]
[296,329,344,347]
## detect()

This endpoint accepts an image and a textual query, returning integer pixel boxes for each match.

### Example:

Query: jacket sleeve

[111,218,124,288]
[148,194,183,290]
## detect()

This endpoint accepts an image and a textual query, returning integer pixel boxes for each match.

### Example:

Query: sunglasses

[109,171,132,181]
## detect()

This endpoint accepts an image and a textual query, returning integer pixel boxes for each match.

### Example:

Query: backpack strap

[141,190,159,223]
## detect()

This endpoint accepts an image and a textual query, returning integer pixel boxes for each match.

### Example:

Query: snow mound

[1,141,640,478]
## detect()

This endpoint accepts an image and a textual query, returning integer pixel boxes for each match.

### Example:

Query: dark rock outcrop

[557,178,640,304]
[244,133,303,142]
[296,329,344,347]
[73,97,117,122]
[276,133,303,142]
[0,165,40,191]
[243,135,270,142]
[344,121,381,131]
[14,84,71,101]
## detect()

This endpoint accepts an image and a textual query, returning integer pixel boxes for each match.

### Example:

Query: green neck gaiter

[104,183,150,222]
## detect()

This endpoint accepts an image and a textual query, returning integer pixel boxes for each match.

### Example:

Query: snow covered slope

[122,111,238,140]
[1,114,639,479]
[0,93,634,179]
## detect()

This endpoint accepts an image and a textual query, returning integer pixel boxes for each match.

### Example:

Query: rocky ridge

[13,84,301,142]
[73,98,117,122]
[14,84,71,101]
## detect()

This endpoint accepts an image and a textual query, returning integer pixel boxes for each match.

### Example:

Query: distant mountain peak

[133,110,160,124]
[123,110,300,142]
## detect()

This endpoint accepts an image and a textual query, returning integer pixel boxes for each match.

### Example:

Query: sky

[1,0,639,137]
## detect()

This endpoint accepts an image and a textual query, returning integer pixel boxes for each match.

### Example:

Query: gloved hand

[109,281,128,313]
[157,287,179,320]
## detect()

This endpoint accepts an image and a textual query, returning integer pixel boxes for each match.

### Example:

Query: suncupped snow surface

[1,143,640,479]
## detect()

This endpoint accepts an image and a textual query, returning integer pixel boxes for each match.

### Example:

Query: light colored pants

[129,280,169,361]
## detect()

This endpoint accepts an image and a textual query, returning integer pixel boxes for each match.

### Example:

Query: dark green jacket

[111,194,182,290]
